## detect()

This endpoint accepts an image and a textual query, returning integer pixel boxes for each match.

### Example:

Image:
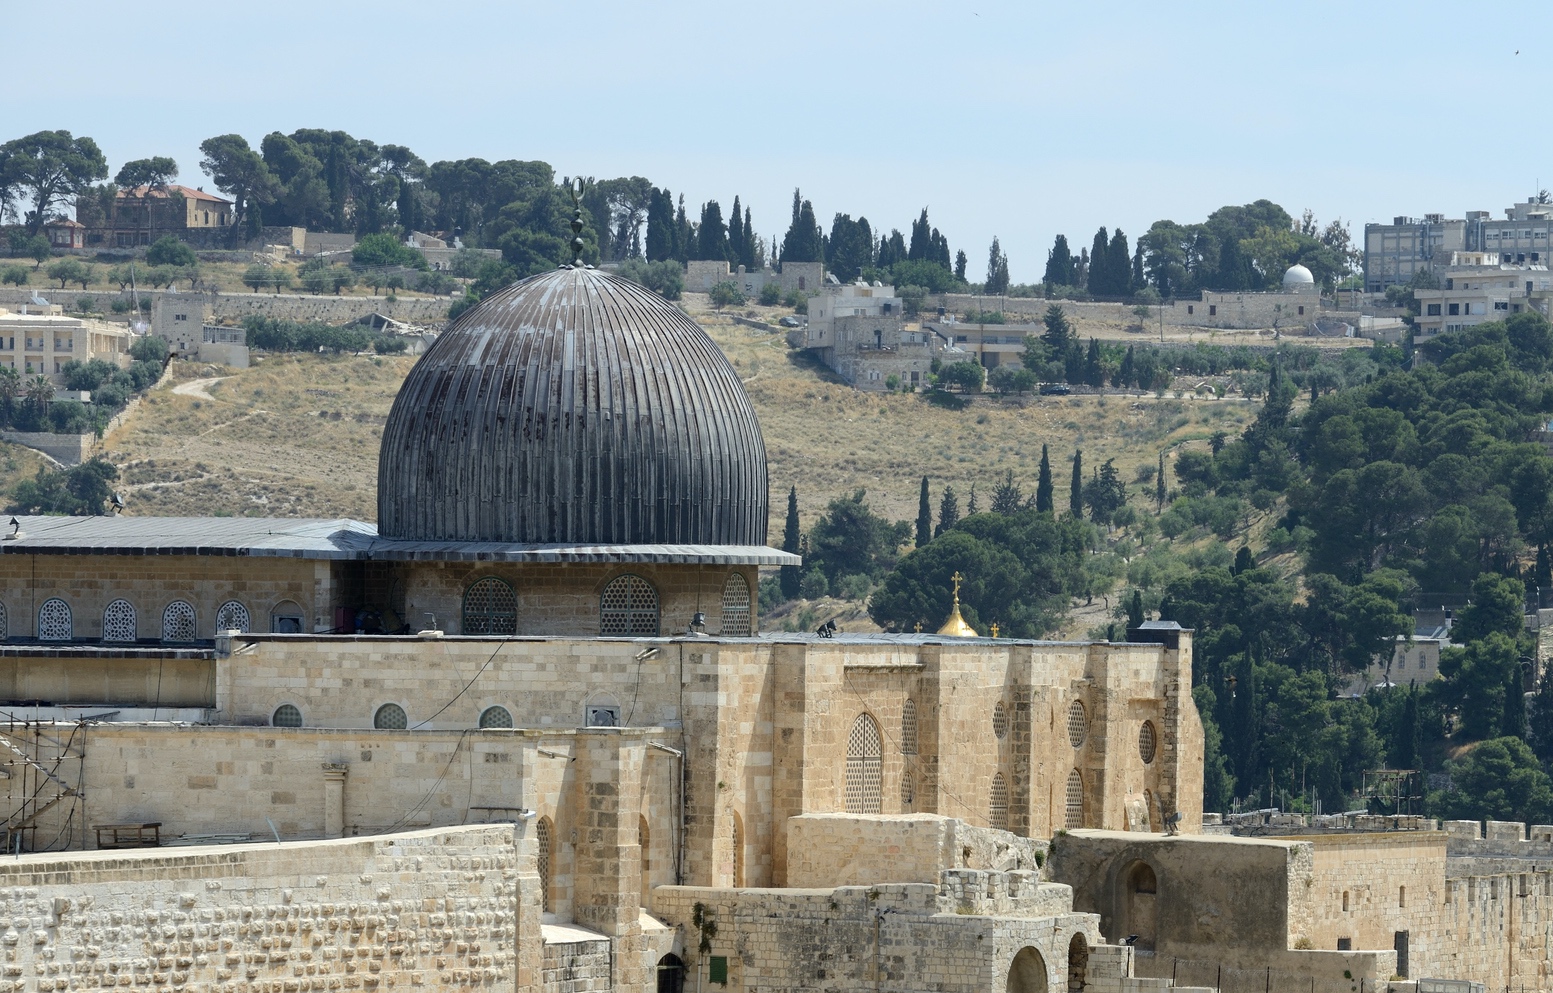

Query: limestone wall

[0,289,451,326]
[0,823,533,992]
[0,430,93,465]
[784,813,1046,887]
[1294,833,1445,961]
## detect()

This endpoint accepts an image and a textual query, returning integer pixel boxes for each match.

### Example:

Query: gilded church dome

[377,266,769,545]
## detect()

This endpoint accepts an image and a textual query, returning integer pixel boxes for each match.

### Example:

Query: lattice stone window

[993,701,1010,739]
[38,598,71,641]
[600,574,659,636]
[480,706,514,729]
[374,703,408,730]
[536,818,554,913]
[845,714,883,814]
[901,772,915,811]
[463,577,517,635]
[216,600,250,634]
[0,599,9,640]
[721,573,752,637]
[272,704,303,728]
[1065,769,1084,829]
[1067,700,1088,748]
[162,601,196,643]
[990,773,1009,831]
[102,599,137,643]
[1139,721,1157,764]
[901,699,918,755]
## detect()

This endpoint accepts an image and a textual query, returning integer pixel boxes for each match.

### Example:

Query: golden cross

[990,622,1000,638]
[950,571,964,601]
[914,621,923,633]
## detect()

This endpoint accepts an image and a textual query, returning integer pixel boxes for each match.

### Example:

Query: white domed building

[1281,263,1317,293]
[1164,260,1336,331]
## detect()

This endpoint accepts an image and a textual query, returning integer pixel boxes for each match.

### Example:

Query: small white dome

[1282,263,1315,288]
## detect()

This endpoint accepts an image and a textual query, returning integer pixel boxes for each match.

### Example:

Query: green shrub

[799,568,829,599]
[145,236,197,267]
[758,282,782,306]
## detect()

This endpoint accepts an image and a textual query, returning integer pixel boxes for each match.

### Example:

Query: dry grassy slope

[103,300,1257,531]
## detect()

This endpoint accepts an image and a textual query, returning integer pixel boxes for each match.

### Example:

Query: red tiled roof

[117,184,232,204]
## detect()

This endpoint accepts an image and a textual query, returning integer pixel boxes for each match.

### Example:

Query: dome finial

[937,570,977,637]
[569,177,586,267]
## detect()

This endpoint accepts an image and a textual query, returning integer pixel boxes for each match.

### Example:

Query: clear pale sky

[13,0,1548,284]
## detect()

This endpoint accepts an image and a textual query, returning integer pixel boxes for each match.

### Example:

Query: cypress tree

[915,476,932,547]
[1118,345,1135,388]
[673,195,692,264]
[696,200,728,262]
[1128,589,1144,629]
[1397,685,1420,768]
[780,486,801,599]
[1504,663,1528,740]
[1086,227,1109,297]
[985,237,1010,294]
[1035,444,1054,513]
[954,250,967,282]
[1156,451,1166,510]
[1233,546,1254,575]
[743,207,758,269]
[645,187,675,262]
[966,484,979,516]
[1132,238,1146,293]
[780,189,822,264]
[728,195,745,265]
[935,485,959,538]
[1044,234,1074,287]
[1084,338,1103,387]
[1107,228,1132,296]
[1069,449,1083,517]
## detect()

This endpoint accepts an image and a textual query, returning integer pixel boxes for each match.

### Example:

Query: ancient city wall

[0,823,532,992]
[0,288,451,326]
[783,813,1046,887]
[1293,833,1446,964]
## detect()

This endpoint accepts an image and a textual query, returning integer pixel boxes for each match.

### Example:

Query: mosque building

[0,248,1516,993]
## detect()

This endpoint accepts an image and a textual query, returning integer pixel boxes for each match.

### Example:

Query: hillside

[100,296,1257,538]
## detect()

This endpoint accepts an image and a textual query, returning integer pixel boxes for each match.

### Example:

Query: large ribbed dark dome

[377,266,769,545]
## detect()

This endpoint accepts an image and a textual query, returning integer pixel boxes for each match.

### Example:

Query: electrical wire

[410,636,509,730]
[380,729,471,834]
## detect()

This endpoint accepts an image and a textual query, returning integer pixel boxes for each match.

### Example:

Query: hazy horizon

[13,0,1549,283]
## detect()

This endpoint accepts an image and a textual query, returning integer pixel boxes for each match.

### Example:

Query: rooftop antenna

[568,178,587,268]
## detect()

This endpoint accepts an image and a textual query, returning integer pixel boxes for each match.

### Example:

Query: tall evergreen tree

[1530,663,1553,765]
[1044,234,1074,287]
[780,189,823,263]
[915,476,932,548]
[780,486,801,599]
[1396,684,1420,768]
[696,200,729,262]
[1156,451,1166,510]
[935,484,959,538]
[1505,664,1529,740]
[1035,444,1054,513]
[1107,229,1132,296]
[1041,304,1072,353]
[985,237,1010,294]
[1128,589,1144,629]
[673,195,692,264]
[954,249,968,282]
[908,208,932,261]
[742,207,758,269]
[1083,338,1103,387]
[1086,227,1109,297]
[1118,345,1135,387]
[877,229,906,269]
[1069,449,1084,517]
[728,195,745,266]
[645,187,675,262]
[966,484,979,516]
[1132,239,1146,293]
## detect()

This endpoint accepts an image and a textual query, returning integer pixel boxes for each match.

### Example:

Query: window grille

[272,704,302,728]
[162,601,196,643]
[1139,721,1157,764]
[38,598,71,641]
[901,772,915,810]
[536,818,553,913]
[1065,769,1084,829]
[215,600,250,633]
[102,599,137,642]
[990,773,1009,831]
[480,706,514,729]
[600,575,659,636]
[901,699,918,755]
[0,599,9,639]
[845,714,883,813]
[1067,700,1088,748]
[463,577,517,635]
[993,701,1010,739]
[374,703,408,730]
[721,573,752,636]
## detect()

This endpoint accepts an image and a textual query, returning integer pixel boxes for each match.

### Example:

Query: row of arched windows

[460,573,754,637]
[6,596,297,643]
[271,702,517,729]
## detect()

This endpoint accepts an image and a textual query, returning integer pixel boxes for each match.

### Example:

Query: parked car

[1039,383,1071,395]
[779,316,803,328]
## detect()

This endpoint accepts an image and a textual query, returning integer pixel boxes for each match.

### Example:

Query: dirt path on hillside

[171,377,229,402]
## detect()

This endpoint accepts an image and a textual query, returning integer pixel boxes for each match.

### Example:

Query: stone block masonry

[0,288,452,327]
[0,823,525,992]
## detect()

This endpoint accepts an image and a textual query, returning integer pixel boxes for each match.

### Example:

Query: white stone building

[1411,252,1553,339]
[0,307,132,381]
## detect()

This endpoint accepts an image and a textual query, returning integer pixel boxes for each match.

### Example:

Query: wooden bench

[94,822,161,849]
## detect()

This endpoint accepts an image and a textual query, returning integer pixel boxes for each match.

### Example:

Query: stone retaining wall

[0,288,452,326]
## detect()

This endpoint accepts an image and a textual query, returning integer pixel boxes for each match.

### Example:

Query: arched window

[990,772,1009,831]
[0,599,8,640]
[536,816,555,913]
[845,714,883,813]
[216,600,250,634]
[901,699,918,755]
[38,598,71,641]
[161,600,196,642]
[993,701,1010,739]
[1067,933,1090,993]
[479,706,514,729]
[272,704,303,728]
[1138,721,1157,764]
[1065,769,1084,829]
[1067,700,1088,748]
[374,703,408,729]
[102,599,137,643]
[656,954,685,993]
[1007,947,1048,993]
[901,772,915,811]
[721,573,752,636]
[600,574,659,636]
[270,600,304,634]
[463,577,517,635]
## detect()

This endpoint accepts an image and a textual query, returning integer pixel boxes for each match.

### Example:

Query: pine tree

[990,469,1023,514]
[1086,227,1109,297]
[966,484,979,516]
[915,476,932,547]
[1069,449,1083,517]
[1044,234,1074,287]
[935,485,959,537]
[780,486,801,599]
[1127,589,1144,629]
[1155,451,1166,510]
[1233,546,1254,575]
[1041,305,1071,353]
[1035,444,1054,513]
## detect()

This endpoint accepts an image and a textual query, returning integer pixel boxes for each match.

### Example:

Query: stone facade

[682,261,824,296]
